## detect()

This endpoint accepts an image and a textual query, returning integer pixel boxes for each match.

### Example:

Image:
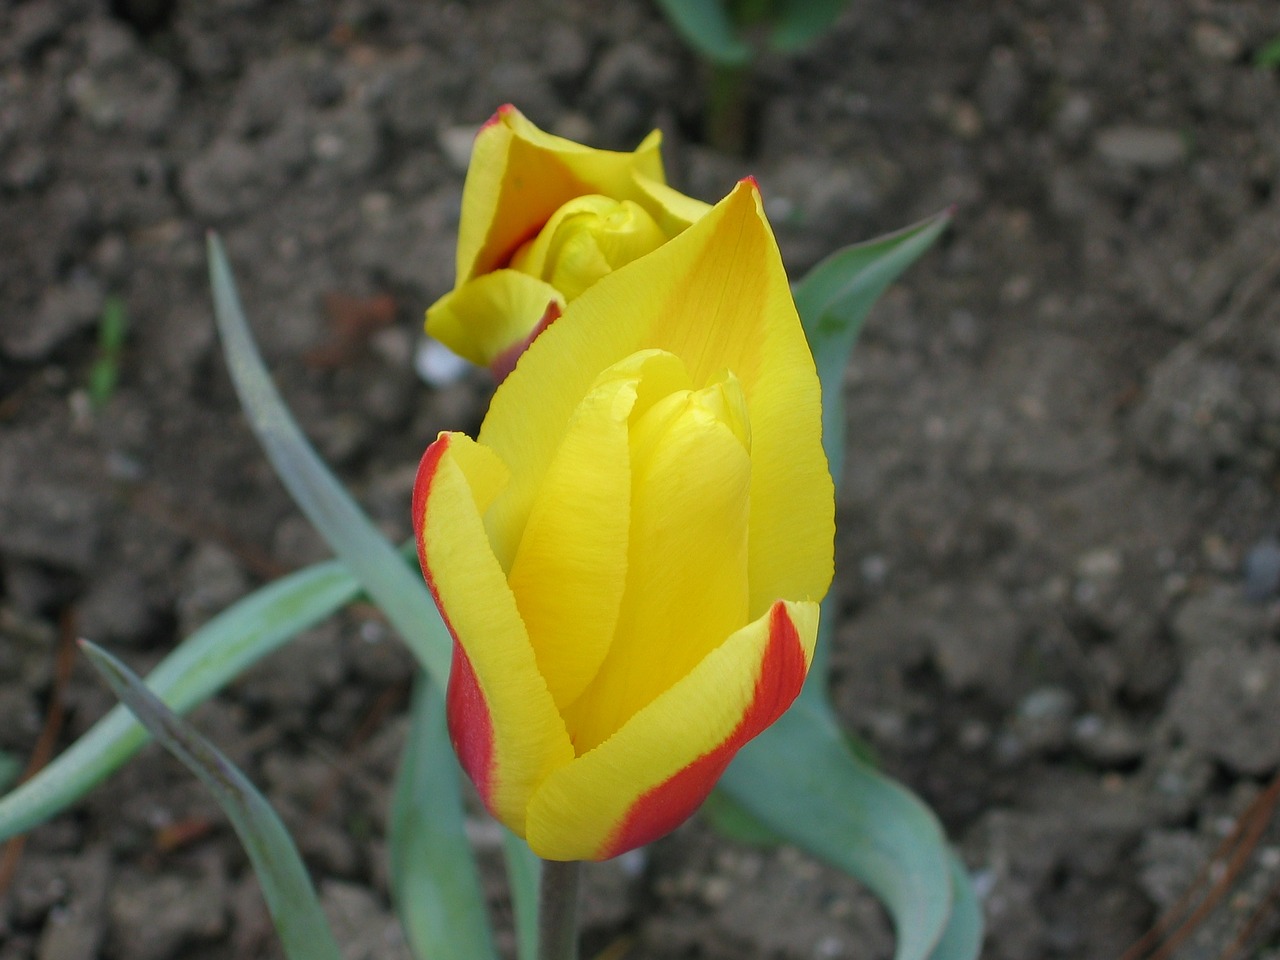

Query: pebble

[415,337,470,386]
[1071,713,1144,767]
[1166,643,1280,775]
[1095,125,1188,170]
[1129,354,1252,477]
[1191,21,1242,62]
[1243,538,1280,602]
[1170,585,1267,653]
[1013,686,1077,753]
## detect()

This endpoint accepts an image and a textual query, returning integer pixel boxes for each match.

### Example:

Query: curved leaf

[80,641,343,960]
[0,558,359,843]
[502,829,541,960]
[720,700,954,960]
[209,234,451,683]
[722,206,981,960]
[652,0,752,64]
[768,0,849,52]
[929,854,985,960]
[391,673,497,960]
[794,208,952,693]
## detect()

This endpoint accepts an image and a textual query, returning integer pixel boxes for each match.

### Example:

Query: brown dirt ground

[2,1,1280,958]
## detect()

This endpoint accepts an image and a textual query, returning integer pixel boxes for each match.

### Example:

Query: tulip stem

[537,859,582,960]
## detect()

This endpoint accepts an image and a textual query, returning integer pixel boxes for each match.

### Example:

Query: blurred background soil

[2,0,1280,957]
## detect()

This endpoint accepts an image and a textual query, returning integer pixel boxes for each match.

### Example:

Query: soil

[2,1,1280,958]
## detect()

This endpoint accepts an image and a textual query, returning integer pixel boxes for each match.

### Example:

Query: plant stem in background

[89,296,128,411]
[705,61,750,154]
[537,859,582,960]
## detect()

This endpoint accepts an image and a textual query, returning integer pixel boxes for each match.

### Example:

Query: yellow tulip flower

[425,104,711,379]
[414,180,833,861]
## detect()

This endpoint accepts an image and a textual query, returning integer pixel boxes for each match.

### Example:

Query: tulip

[425,104,711,379]
[414,180,833,861]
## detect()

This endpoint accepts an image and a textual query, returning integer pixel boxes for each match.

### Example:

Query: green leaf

[0,751,21,794]
[0,559,360,843]
[720,699,958,960]
[699,789,784,847]
[794,208,951,692]
[768,0,849,52]
[652,0,753,64]
[1255,33,1280,68]
[501,829,541,960]
[80,640,343,960]
[208,234,451,683]
[794,207,952,482]
[391,673,497,960]
[928,855,985,960]
[88,295,128,410]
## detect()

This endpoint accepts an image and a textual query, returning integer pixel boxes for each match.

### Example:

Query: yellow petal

[525,599,819,861]
[479,180,833,616]
[425,269,564,368]
[414,432,574,832]
[562,373,753,754]
[456,105,665,284]
[633,172,713,235]
[506,356,661,712]
[533,199,669,302]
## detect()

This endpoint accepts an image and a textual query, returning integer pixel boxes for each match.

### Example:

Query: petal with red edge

[425,269,564,369]
[457,106,665,283]
[414,432,574,832]
[523,599,818,861]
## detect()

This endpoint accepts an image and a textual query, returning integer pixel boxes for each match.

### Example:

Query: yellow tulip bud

[425,106,711,378]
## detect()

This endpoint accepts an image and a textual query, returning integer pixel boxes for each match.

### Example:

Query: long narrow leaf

[795,207,953,483]
[0,558,359,842]
[768,0,849,52]
[208,234,450,683]
[652,0,752,64]
[80,641,343,960]
[211,239,547,955]
[795,209,951,693]
[720,700,954,960]
[729,207,982,960]
[0,752,20,793]
[391,673,497,960]
[501,829,541,960]
[929,855,985,960]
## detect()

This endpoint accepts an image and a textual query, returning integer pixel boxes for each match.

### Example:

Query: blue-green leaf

[501,829,541,960]
[720,699,955,960]
[795,207,952,484]
[208,234,451,683]
[698,788,784,847]
[0,558,360,843]
[795,209,951,693]
[768,0,849,52]
[391,673,497,960]
[0,751,21,794]
[80,640,343,960]
[652,0,753,64]
[1255,33,1280,68]
[929,855,985,960]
